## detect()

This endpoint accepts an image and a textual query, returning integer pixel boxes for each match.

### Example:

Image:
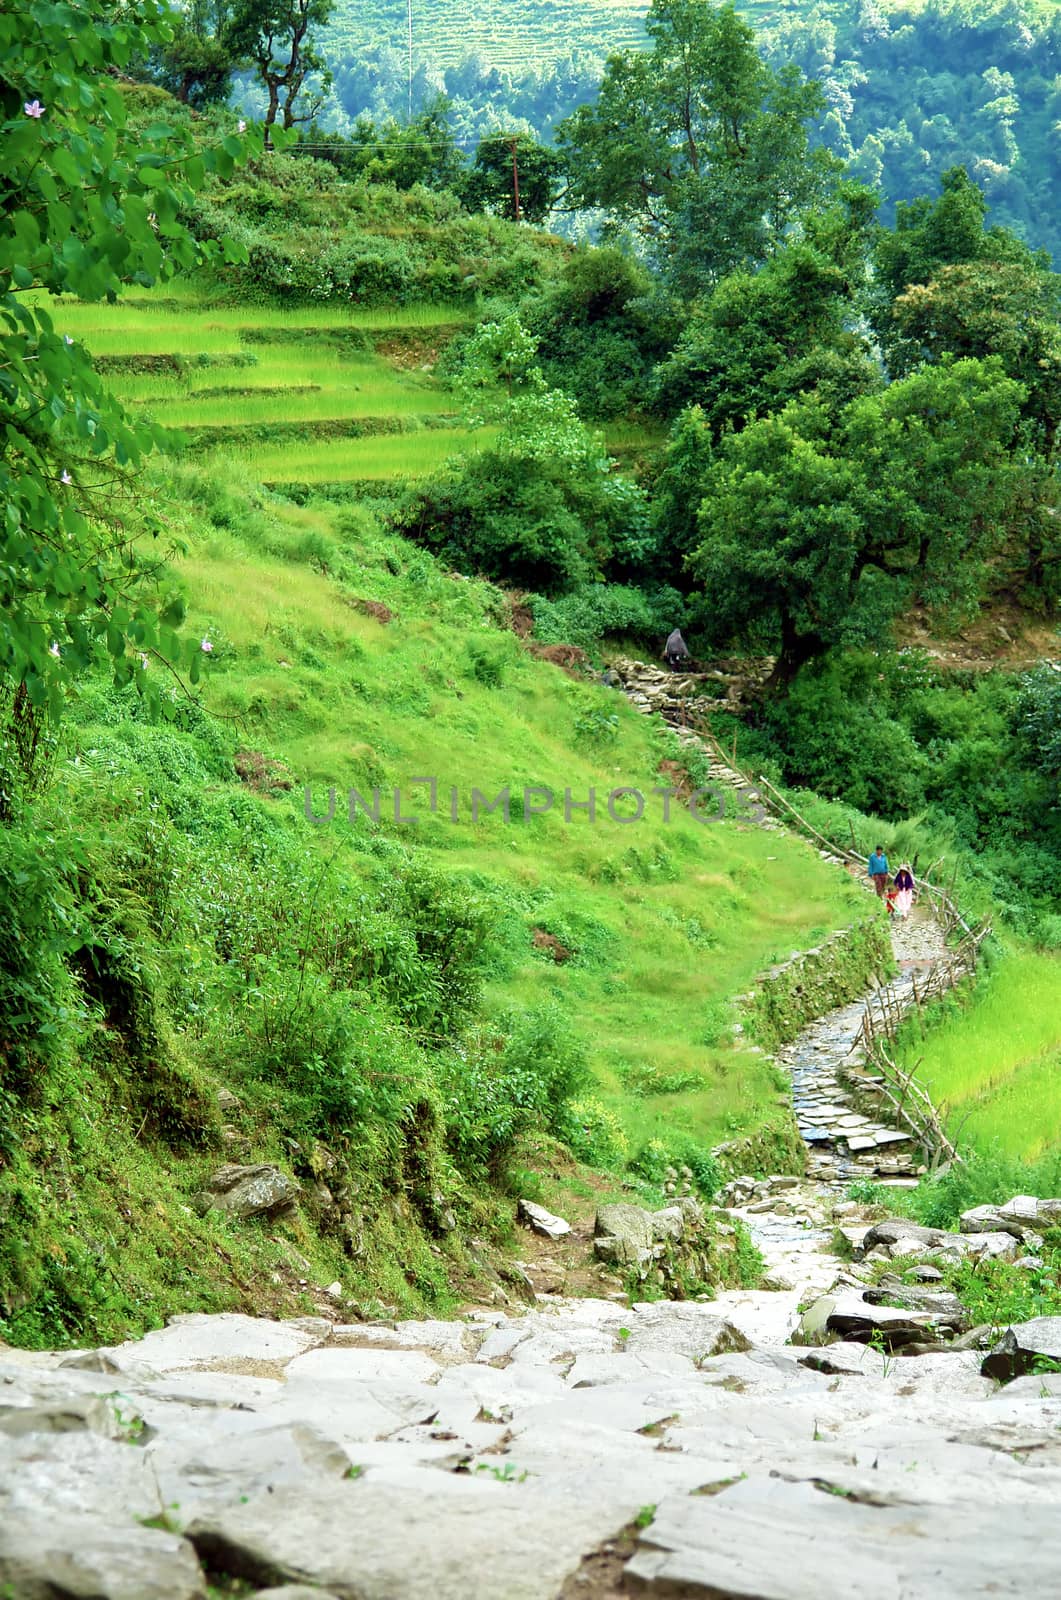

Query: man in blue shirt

[868,845,889,898]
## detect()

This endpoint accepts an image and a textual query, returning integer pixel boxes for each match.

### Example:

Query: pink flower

[24,100,44,119]
[63,334,74,347]
[238,119,246,133]
[60,469,72,485]
[201,638,213,653]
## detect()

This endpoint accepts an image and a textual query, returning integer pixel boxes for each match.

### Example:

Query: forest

[2,0,1060,1348]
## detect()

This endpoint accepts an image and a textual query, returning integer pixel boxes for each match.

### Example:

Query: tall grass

[894,947,1061,1160]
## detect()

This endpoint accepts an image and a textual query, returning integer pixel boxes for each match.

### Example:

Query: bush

[0,826,84,1102]
[558,1097,628,1167]
[531,583,686,653]
[442,1002,589,1169]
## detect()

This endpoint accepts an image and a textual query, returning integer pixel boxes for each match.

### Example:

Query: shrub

[559,1097,628,1167]
[442,1002,589,1168]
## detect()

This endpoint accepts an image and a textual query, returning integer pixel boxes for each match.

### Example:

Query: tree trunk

[765,610,823,689]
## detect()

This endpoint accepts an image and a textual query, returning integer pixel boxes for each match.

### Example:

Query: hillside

[296,0,1061,258]
[0,276,873,1349]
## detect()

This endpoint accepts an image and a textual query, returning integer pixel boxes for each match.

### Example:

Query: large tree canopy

[692,358,1025,681]
[557,0,842,294]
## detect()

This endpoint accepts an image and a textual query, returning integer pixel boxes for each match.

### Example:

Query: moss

[743,916,894,1052]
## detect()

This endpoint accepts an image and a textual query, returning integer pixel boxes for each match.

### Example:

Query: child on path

[894,863,915,920]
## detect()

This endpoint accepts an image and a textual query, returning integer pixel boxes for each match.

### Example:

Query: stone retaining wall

[742,917,894,1054]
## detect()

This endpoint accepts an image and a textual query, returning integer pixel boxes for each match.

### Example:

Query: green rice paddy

[895,950,1061,1161]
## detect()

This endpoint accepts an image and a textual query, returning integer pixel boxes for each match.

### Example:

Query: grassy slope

[60,281,864,1164]
[168,462,860,1156]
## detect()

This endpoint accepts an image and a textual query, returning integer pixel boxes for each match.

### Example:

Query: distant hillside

[296,0,1061,258]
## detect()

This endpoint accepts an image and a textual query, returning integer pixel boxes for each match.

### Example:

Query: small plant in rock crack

[106,1394,146,1442]
[617,1326,632,1345]
[634,1504,657,1528]
[475,1461,530,1484]
[868,1328,895,1379]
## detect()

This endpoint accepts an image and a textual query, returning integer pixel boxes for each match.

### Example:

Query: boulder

[0,1512,205,1600]
[999,1194,1061,1233]
[594,1204,654,1266]
[958,1205,1025,1240]
[196,1165,300,1222]
[981,1316,1061,1383]
[517,1199,571,1240]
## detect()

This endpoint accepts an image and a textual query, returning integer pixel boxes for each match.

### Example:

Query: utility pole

[509,136,521,223]
[407,0,413,120]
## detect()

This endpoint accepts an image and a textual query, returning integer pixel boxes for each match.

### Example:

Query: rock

[1013,1255,1045,1270]
[623,1473,1060,1596]
[323,1281,343,1302]
[862,1218,943,1252]
[861,1280,967,1329]
[981,1316,1061,1383]
[254,1590,343,1600]
[594,1204,653,1266]
[958,1205,1025,1240]
[0,1395,128,1439]
[197,1164,300,1222]
[794,1297,836,1345]
[521,1261,566,1295]
[0,1512,205,1600]
[650,1206,685,1242]
[187,1472,630,1600]
[517,1199,571,1240]
[823,1294,946,1349]
[908,1265,944,1282]
[960,1230,1022,1262]
[999,1195,1061,1233]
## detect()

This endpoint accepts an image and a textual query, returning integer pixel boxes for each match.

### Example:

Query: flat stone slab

[187,1470,631,1600]
[0,1511,205,1600]
[623,1474,1061,1597]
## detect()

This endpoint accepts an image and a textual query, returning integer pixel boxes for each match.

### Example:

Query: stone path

[3,668,1053,1598]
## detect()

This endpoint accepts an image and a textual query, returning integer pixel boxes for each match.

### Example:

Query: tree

[152,0,236,107]
[463,133,564,224]
[395,318,650,591]
[653,187,879,425]
[557,0,842,294]
[225,0,333,130]
[692,358,1025,682]
[339,98,465,192]
[0,0,260,758]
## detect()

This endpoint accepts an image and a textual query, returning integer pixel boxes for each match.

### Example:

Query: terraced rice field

[32,286,480,488]
[33,284,659,487]
[329,0,791,75]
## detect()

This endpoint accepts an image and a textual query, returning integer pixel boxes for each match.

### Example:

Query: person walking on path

[868,844,889,898]
[894,863,915,920]
[664,628,692,671]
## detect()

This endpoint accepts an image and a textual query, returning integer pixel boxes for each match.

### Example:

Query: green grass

[158,462,862,1158]
[31,284,492,482]
[209,427,494,481]
[34,278,863,1173]
[894,948,1061,1160]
